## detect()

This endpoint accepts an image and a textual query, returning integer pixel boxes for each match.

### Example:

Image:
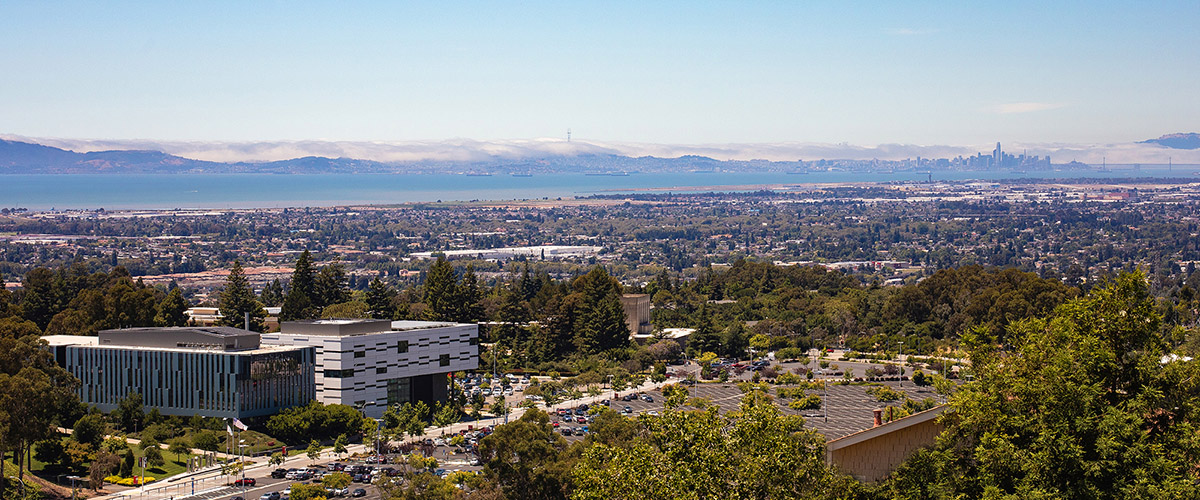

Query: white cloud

[988,102,1067,114]
[4,134,1199,165]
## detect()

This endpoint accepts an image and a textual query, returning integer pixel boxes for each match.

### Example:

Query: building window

[386,378,411,407]
[354,350,366,358]
[323,368,355,378]
[397,340,409,353]
[468,336,478,346]
[376,367,387,375]
[439,354,450,367]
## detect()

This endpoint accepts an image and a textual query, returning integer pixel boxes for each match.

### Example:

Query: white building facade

[261,319,478,418]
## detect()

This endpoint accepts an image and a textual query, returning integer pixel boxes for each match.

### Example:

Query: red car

[234,478,256,487]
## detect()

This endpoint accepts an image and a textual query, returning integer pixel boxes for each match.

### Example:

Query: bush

[788,395,822,410]
[866,386,904,402]
[912,370,930,386]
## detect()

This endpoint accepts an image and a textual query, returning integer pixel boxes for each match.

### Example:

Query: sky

[1,1,1197,152]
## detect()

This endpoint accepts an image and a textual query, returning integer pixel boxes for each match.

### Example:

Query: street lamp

[238,440,248,497]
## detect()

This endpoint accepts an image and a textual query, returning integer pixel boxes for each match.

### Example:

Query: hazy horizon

[2,2,1197,148]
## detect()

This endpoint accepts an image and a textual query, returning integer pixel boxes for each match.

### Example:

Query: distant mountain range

[0,139,781,174]
[3,133,1199,174]
[1139,133,1200,150]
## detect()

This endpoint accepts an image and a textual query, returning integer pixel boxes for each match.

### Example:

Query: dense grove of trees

[376,272,1200,500]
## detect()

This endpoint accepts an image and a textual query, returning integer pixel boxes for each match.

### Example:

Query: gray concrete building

[45,327,316,419]
[261,319,478,418]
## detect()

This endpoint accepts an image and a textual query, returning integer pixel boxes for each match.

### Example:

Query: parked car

[351,489,366,498]
[234,478,256,487]
[561,427,573,436]
[641,395,654,403]
[623,406,633,414]
[271,469,288,479]
[259,493,280,500]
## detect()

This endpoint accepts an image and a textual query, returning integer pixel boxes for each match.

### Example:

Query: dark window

[439,354,450,367]
[323,369,355,378]
[397,340,409,353]
[354,351,366,358]
[376,367,387,375]
[468,336,478,346]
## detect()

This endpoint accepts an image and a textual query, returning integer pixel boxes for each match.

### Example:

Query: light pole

[897,341,904,387]
[238,440,247,498]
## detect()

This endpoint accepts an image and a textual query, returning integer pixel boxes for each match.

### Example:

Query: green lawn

[8,436,198,483]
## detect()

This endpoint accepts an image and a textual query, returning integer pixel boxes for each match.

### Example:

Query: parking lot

[547,379,943,441]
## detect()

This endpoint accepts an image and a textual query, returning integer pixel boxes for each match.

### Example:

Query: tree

[883,272,1200,499]
[155,287,190,327]
[332,434,348,458]
[0,335,81,491]
[478,410,571,500]
[268,452,285,467]
[289,482,328,500]
[384,401,430,441]
[33,438,65,466]
[89,452,119,490]
[192,432,221,453]
[424,257,459,322]
[456,265,484,322]
[168,439,191,462]
[432,402,460,428]
[72,413,106,448]
[571,267,630,354]
[281,251,317,320]
[143,444,165,467]
[572,395,844,500]
[322,472,352,490]
[119,449,135,477]
[321,301,369,319]
[112,391,145,433]
[365,278,397,319]
[313,263,350,311]
[219,261,266,332]
[305,439,322,460]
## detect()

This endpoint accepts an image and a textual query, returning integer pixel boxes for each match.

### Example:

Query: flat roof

[277,319,472,337]
[42,334,306,356]
[99,326,255,338]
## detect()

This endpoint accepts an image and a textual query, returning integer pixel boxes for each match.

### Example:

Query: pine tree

[424,257,459,322]
[456,264,484,322]
[219,261,266,331]
[154,287,190,327]
[313,262,350,309]
[365,278,397,319]
[259,279,284,307]
[280,251,317,320]
[572,266,630,354]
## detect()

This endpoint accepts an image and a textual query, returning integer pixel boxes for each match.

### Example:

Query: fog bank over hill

[3,134,1199,166]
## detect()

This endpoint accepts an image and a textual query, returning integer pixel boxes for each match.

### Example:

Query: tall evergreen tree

[313,262,350,309]
[457,265,484,322]
[280,251,317,320]
[259,279,284,307]
[424,257,459,322]
[219,261,266,331]
[365,278,397,319]
[572,266,630,354]
[154,287,190,327]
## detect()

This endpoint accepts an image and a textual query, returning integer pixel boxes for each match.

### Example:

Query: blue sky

[1,1,1197,147]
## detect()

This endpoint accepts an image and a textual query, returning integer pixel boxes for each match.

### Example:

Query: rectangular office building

[262,319,478,418]
[45,327,315,419]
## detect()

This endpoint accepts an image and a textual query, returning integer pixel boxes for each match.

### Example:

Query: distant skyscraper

[993,142,1002,169]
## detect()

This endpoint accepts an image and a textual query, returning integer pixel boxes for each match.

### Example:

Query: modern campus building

[44,327,316,419]
[261,319,478,418]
